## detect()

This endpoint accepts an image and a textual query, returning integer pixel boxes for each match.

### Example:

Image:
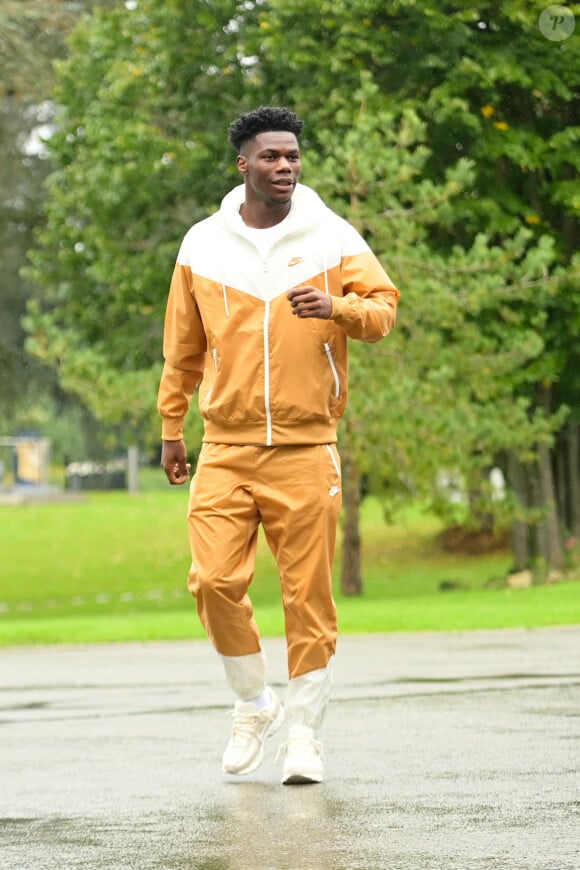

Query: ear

[236,154,248,176]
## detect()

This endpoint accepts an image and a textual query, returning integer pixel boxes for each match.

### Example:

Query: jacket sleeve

[157,261,206,440]
[329,225,400,343]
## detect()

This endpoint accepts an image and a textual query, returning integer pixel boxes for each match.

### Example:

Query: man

[158,106,399,784]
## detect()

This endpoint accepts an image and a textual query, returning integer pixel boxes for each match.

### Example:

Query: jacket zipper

[324,342,340,398]
[264,299,272,445]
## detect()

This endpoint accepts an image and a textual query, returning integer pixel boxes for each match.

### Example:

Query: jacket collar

[218,183,329,237]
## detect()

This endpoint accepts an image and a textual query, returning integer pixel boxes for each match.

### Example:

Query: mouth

[271,179,295,191]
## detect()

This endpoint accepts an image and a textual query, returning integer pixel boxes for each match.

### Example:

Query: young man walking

[158,106,399,784]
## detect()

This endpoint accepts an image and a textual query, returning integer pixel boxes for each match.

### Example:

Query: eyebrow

[259,147,300,156]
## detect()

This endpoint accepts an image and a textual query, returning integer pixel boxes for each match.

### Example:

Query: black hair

[228,106,305,152]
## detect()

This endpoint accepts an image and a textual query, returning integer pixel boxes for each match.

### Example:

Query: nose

[277,156,292,171]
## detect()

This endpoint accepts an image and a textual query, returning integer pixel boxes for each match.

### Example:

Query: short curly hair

[228,106,305,152]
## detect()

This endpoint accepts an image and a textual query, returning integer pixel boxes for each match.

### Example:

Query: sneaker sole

[223,702,285,776]
[282,771,323,785]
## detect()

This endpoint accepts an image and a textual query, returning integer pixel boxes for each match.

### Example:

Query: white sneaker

[222,688,284,775]
[280,729,324,785]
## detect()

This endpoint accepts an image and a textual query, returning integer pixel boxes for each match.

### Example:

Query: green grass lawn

[1,477,578,646]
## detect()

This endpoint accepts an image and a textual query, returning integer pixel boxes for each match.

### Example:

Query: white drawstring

[222,281,230,316]
[322,256,329,295]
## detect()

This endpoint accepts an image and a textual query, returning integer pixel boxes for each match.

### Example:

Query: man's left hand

[287,285,332,319]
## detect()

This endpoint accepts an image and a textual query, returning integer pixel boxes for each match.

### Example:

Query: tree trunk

[555,431,568,532]
[537,441,564,572]
[467,465,494,531]
[340,452,363,596]
[537,384,564,574]
[568,421,580,536]
[529,459,548,580]
[507,450,529,571]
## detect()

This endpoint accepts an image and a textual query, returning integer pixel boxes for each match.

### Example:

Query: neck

[240,200,292,229]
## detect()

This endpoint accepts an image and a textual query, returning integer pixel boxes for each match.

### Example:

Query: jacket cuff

[328,294,352,326]
[161,418,184,441]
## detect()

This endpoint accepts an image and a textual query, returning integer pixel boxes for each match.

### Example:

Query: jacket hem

[202,419,339,446]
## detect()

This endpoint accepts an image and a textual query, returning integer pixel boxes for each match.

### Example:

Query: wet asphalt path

[0,627,579,870]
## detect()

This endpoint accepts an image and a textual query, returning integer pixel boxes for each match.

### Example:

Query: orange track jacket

[158,183,399,446]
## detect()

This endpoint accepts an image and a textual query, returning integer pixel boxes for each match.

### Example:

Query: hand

[161,439,191,485]
[287,285,332,320]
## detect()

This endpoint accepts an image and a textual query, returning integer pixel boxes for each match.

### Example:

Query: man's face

[237,131,301,206]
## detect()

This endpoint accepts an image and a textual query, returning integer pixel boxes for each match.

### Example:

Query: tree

[0,95,50,414]
[0,1,98,98]
[247,0,580,582]
[25,0,259,446]
[0,0,113,450]
[309,83,561,591]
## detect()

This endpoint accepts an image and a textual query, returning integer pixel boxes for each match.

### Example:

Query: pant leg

[256,444,341,680]
[285,659,334,733]
[219,651,267,701]
[187,443,262,658]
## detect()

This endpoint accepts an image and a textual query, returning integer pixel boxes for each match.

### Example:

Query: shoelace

[226,708,261,740]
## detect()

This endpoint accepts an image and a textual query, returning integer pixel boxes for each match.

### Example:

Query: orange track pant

[186,443,341,679]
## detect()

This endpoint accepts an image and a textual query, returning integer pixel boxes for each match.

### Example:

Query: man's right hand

[161,439,191,485]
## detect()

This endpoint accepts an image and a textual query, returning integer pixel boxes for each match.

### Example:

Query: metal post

[127,445,139,494]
